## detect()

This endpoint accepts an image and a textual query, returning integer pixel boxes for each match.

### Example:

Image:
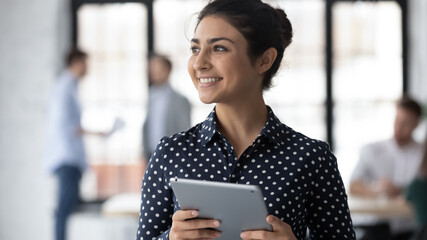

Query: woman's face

[188,16,263,105]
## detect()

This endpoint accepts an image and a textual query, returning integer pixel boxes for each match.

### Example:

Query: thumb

[266,215,297,240]
[266,215,282,231]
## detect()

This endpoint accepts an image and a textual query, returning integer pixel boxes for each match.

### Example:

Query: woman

[406,133,427,240]
[137,0,355,239]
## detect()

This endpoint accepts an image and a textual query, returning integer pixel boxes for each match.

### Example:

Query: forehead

[396,107,418,121]
[194,15,245,42]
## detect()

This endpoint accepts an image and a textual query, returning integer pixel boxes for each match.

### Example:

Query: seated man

[350,95,424,240]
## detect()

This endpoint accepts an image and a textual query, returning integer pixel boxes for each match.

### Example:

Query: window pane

[332,2,403,183]
[78,3,147,199]
[269,0,326,140]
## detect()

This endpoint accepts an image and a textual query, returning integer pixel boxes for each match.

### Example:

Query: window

[269,0,326,141]
[77,3,147,200]
[332,1,403,182]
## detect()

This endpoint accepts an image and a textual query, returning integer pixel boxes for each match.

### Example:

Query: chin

[199,98,214,105]
[198,94,216,104]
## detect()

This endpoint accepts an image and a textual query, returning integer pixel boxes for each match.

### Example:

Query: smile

[199,77,223,84]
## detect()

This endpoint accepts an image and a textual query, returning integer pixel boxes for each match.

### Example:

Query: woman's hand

[240,215,297,240]
[169,210,222,240]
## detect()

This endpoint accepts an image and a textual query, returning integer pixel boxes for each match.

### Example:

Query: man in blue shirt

[46,48,102,240]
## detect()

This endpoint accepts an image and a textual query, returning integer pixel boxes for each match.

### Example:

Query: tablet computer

[170,178,272,239]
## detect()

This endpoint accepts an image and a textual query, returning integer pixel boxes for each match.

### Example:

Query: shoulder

[280,123,331,154]
[170,88,188,100]
[361,139,390,154]
[274,123,337,172]
[169,89,191,107]
[264,107,330,155]
[53,71,75,94]
[147,123,203,177]
[152,123,203,153]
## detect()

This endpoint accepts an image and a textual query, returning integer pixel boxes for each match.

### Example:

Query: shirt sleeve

[307,142,356,239]
[350,145,374,183]
[136,137,174,240]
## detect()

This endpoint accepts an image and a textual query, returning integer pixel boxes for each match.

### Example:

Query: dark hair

[149,53,172,72]
[397,95,422,119]
[66,48,87,67]
[196,0,293,90]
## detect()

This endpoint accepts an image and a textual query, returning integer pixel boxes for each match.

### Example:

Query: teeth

[200,77,222,83]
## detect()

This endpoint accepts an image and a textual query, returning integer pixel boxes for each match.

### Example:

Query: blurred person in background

[350,95,423,240]
[142,53,192,161]
[406,130,427,240]
[45,48,106,240]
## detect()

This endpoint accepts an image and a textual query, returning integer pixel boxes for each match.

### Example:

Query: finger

[266,215,292,233]
[172,210,199,221]
[266,215,296,239]
[240,230,272,240]
[180,229,222,239]
[180,218,221,231]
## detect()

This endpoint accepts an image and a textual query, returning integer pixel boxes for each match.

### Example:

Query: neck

[68,66,81,80]
[395,138,413,148]
[215,98,268,158]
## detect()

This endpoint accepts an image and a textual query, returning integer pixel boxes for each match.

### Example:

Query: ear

[257,47,277,74]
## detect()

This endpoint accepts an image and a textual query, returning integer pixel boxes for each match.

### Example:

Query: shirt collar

[259,106,282,145]
[62,70,78,90]
[199,107,219,146]
[199,105,283,146]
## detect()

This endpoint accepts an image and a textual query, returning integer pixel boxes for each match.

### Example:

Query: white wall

[409,0,427,106]
[0,0,70,239]
[409,0,427,143]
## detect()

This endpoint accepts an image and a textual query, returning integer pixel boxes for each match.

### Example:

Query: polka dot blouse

[136,106,355,240]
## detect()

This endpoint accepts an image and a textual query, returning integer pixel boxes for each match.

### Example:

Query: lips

[199,77,223,84]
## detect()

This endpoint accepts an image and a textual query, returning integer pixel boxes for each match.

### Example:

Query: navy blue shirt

[136,106,355,240]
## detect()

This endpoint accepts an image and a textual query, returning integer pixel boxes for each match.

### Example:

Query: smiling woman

[136,0,355,239]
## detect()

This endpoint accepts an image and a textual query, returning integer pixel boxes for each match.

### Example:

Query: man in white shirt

[350,96,423,240]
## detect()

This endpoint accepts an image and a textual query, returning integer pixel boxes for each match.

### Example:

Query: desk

[101,192,141,217]
[348,195,414,218]
[102,193,415,219]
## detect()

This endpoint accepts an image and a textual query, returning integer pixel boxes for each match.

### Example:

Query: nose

[193,50,211,71]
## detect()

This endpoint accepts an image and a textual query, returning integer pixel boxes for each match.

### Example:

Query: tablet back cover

[171,178,272,239]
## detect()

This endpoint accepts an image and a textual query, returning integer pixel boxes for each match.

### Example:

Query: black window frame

[71,0,154,53]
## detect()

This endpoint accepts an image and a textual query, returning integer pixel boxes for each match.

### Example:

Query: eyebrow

[190,37,235,44]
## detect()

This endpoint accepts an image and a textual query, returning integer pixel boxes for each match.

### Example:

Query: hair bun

[274,8,293,50]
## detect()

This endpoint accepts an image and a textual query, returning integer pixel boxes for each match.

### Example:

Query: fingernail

[191,211,197,216]
[215,231,222,237]
[240,233,247,238]
[213,220,220,227]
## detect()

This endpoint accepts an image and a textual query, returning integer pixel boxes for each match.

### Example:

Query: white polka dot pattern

[136,106,355,240]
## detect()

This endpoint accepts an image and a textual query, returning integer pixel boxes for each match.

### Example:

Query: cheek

[187,58,195,77]
[187,57,198,86]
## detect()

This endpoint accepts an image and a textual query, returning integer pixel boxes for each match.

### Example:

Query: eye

[190,46,200,54]
[213,45,227,52]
